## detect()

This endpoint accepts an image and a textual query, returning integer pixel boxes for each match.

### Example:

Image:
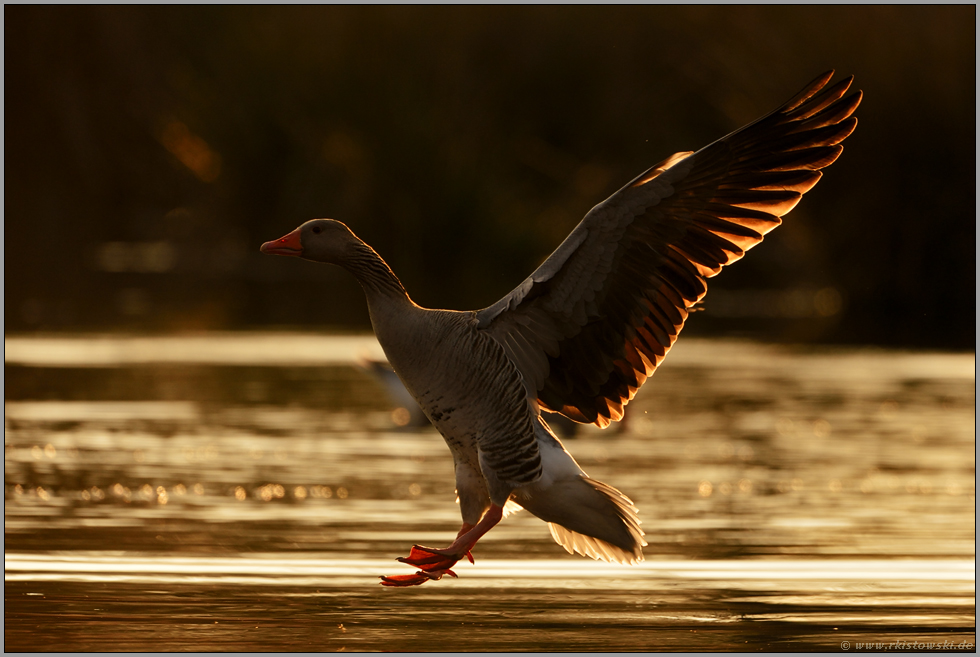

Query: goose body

[261,71,862,585]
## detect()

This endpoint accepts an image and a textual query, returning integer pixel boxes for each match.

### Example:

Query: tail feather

[520,475,647,565]
[549,523,641,565]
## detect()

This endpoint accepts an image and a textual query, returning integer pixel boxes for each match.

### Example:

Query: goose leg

[380,504,503,586]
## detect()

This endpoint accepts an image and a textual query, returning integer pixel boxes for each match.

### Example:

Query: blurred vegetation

[5,6,975,347]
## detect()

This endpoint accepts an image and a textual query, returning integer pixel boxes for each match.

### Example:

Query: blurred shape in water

[356,358,430,429]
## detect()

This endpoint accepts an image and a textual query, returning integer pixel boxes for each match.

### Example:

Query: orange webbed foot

[397,545,468,571]
[381,544,472,586]
[379,568,458,587]
[380,505,502,586]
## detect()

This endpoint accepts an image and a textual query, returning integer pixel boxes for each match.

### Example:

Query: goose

[261,71,861,586]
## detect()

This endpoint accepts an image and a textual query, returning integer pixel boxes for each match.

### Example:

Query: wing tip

[783,69,836,112]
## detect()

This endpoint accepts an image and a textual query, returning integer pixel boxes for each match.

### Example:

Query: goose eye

[312,226,322,234]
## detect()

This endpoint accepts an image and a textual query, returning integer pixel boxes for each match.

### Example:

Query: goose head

[260,218,359,265]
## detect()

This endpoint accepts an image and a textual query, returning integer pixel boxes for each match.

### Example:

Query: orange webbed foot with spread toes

[378,505,504,587]
[379,545,473,587]
[379,567,458,587]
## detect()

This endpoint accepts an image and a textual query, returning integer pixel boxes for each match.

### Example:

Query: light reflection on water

[4,334,976,651]
[6,552,974,586]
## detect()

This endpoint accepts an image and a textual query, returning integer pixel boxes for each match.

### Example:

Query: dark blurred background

[5,6,975,347]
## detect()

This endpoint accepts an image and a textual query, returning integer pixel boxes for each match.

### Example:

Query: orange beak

[260,228,303,257]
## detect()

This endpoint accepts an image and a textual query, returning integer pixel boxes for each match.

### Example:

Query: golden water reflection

[4,335,976,651]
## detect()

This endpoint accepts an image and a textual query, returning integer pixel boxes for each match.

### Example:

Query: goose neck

[342,240,411,303]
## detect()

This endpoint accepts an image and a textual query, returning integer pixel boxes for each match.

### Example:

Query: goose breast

[375,307,542,507]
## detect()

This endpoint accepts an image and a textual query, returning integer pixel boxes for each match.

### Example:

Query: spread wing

[476,70,862,428]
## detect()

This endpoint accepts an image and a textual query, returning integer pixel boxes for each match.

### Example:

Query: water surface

[5,334,975,651]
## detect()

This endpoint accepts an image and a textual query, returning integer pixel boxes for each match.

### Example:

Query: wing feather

[477,71,862,426]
